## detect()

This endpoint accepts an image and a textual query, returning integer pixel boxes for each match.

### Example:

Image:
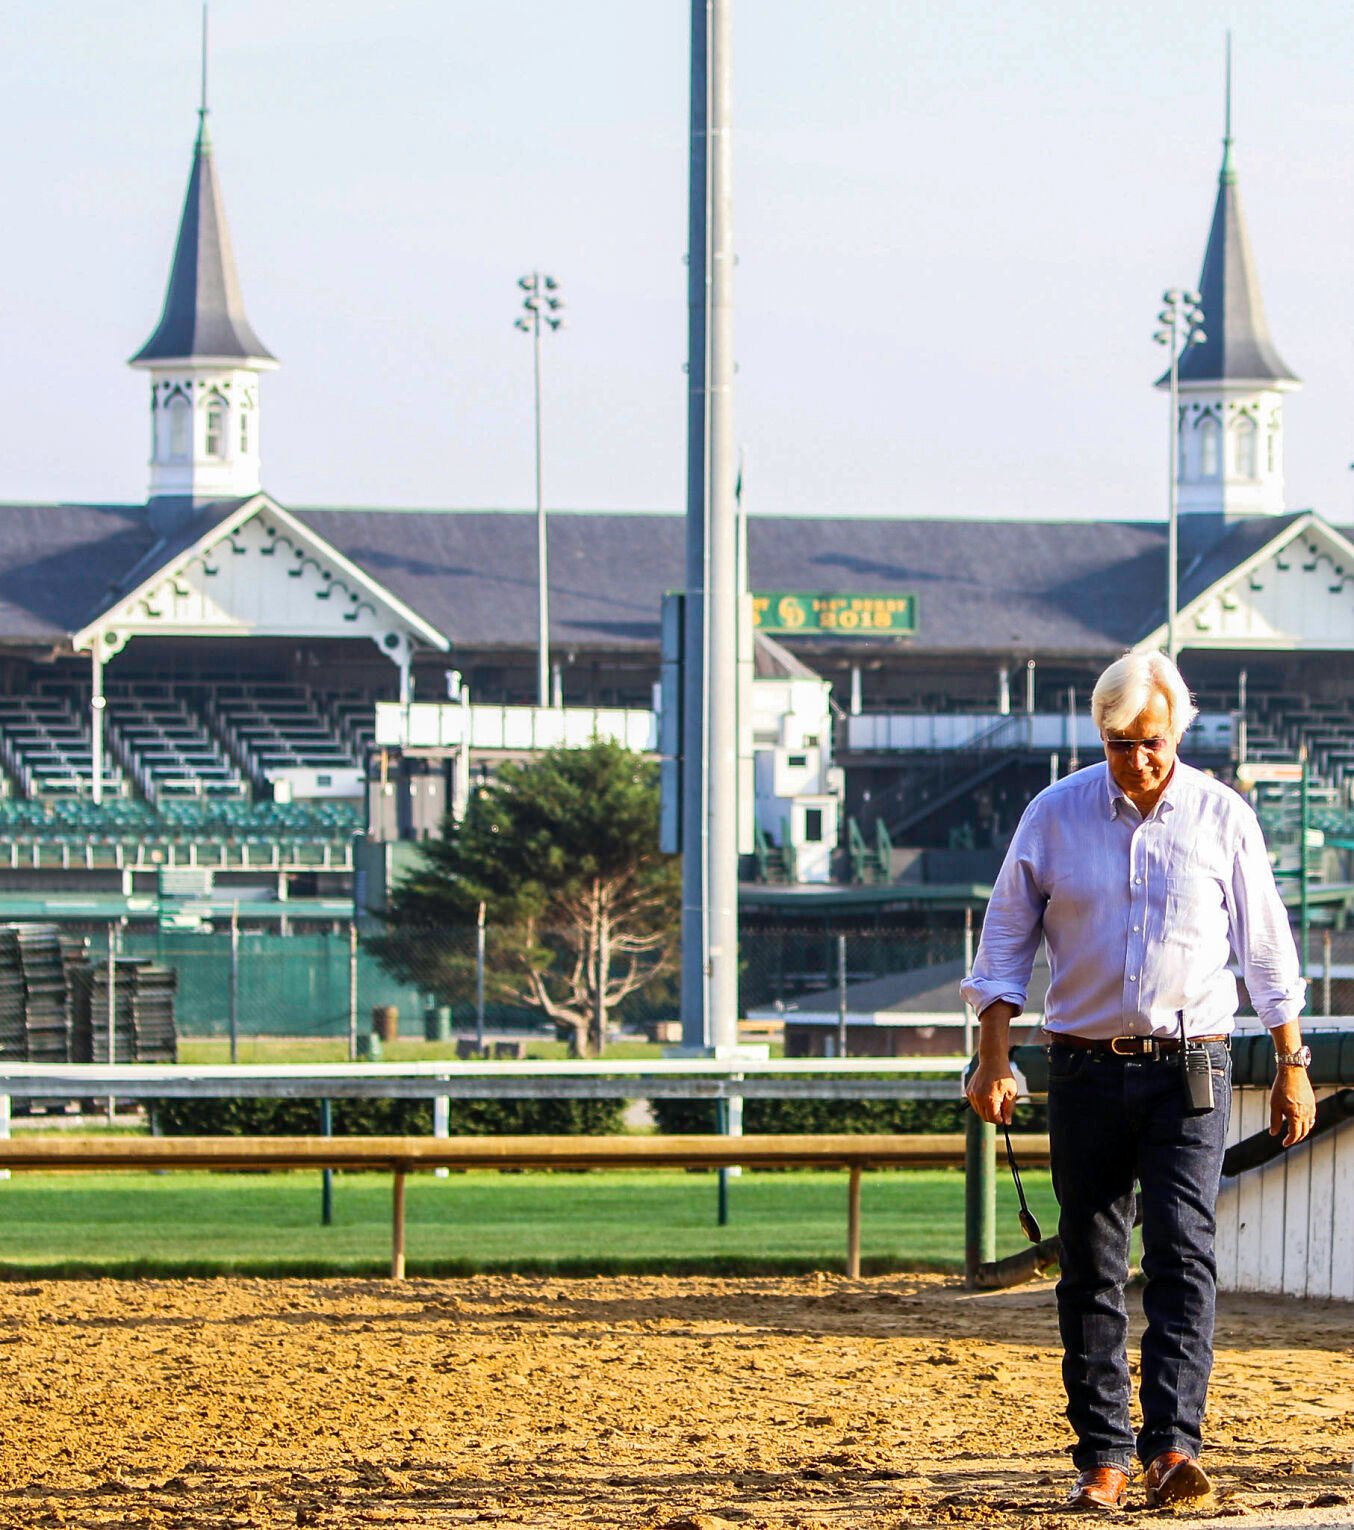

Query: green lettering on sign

[751,593,917,635]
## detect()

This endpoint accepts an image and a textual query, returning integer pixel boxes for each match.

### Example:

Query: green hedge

[146,1094,1048,1138]
[650,1097,1048,1134]
[148,1096,626,1137]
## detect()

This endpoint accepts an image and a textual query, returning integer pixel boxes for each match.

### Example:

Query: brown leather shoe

[1143,1451,1213,1507]
[1066,1466,1130,1510]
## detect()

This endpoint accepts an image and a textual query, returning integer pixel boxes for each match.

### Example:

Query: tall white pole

[680,0,710,1049]
[705,0,739,1050]
[533,278,550,708]
[90,644,105,805]
[1167,305,1180,664]
[681,0,738,1052]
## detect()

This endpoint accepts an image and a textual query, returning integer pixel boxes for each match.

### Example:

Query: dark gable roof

[0,504,159,641]
[296,508,1187,657]
[1175,144,1297,388]
[130,122,274,366]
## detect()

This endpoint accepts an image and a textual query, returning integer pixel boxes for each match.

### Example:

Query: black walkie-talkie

[1180,1009,1215,1114]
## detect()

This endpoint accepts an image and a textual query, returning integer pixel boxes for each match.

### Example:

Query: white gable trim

[1136,513,1354,653]
[74,495,448,654]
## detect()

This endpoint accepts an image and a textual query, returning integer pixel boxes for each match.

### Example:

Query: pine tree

[368,739,680,1057]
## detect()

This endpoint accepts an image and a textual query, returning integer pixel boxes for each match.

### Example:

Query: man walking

[964,652,1315,1511]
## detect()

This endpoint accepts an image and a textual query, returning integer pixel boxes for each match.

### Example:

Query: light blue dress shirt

[961,759,1305,1038]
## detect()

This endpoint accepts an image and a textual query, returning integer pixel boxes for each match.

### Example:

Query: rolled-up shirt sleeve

[1228,812,1306,1029]
[961,806,1048,1019]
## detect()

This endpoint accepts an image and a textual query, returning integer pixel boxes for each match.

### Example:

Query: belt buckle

[1109,1036,1155,1057]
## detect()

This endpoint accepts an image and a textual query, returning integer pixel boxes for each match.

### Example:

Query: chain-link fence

[52,897,1349,1048]
[738,921,966,1013]
[99,913,975,1044]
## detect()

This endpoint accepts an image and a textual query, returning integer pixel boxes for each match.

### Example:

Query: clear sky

[1,1,1351,523]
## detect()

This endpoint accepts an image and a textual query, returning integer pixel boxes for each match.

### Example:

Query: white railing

[376,703,657,754]
[844,711,1234,754]
[0,1057,968,1102]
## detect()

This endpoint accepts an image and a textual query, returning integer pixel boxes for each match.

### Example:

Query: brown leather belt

[1047,1032,1229,1056]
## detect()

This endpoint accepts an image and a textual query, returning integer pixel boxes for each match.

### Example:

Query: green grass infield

[0,1167,1058,1280]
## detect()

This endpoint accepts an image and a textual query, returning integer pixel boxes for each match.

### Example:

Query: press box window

[804,808,824,842]
[787,754,807,768]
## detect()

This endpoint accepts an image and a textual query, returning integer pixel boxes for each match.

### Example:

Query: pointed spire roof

[1176,62,1296,388]
[130,112,275,367]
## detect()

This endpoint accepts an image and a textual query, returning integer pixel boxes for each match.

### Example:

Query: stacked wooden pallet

[71,959,178,1065]
[0,924,177,1064]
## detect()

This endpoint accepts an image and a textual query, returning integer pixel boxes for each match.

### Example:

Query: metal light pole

[516,274,564,708]
[680,0,739,1054]
[1153,289,1206,662]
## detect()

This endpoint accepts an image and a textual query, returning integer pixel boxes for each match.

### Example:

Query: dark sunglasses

[1103,736,1169,755]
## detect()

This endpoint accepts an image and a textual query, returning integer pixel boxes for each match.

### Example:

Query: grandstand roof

[129,118,275,367]
[296,507,1195,656]
[0,503,158,642]
[0,499,1333,659]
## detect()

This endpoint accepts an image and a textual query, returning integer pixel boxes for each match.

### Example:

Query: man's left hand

[1269,1066,1317,1147]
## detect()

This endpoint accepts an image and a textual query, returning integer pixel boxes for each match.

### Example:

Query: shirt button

[1132,925,1140,933]
[1128,974,1137,982]
[1134,878,1143,885]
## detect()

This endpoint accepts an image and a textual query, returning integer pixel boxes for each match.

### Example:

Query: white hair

[1091,652,1198,741]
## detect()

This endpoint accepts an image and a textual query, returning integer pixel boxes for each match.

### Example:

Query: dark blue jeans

[1046,1041,1232,1472]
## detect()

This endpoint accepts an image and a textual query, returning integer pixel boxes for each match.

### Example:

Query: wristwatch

[1274,1045,1312,1069]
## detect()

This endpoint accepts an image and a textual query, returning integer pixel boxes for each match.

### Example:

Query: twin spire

[130,6,273,369]
[1176,44,1296,390]
[1161,41,1299,520]
[129,116,275,367]
[129,6,275,514]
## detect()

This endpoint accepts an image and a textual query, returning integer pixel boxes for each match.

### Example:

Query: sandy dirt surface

[0,1273,1350,1530]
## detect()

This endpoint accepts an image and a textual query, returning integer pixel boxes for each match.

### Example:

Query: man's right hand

[964,999,1021,1124]
[965,1058,1018,1124]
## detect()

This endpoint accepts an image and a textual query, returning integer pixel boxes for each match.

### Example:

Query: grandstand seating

[0,693,125,799]
[0,797,361,837]
[1251,692,1354,795]
[0,664,373,879]
[328,693,377,760]
[105,689,246,803]
[0,676,374,816]
[0,795,364,872]
[209,684,362,786]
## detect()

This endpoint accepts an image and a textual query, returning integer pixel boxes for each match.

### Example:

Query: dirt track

[0,1273,1349,1530]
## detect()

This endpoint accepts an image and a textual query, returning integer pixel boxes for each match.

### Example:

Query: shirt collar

[1105,758,1182,820]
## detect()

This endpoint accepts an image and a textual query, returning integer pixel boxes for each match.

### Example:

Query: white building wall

[1216,1084,1354,1300]
[750,673,841,884]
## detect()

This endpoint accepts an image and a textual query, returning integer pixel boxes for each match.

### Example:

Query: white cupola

[129,106,277,527]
